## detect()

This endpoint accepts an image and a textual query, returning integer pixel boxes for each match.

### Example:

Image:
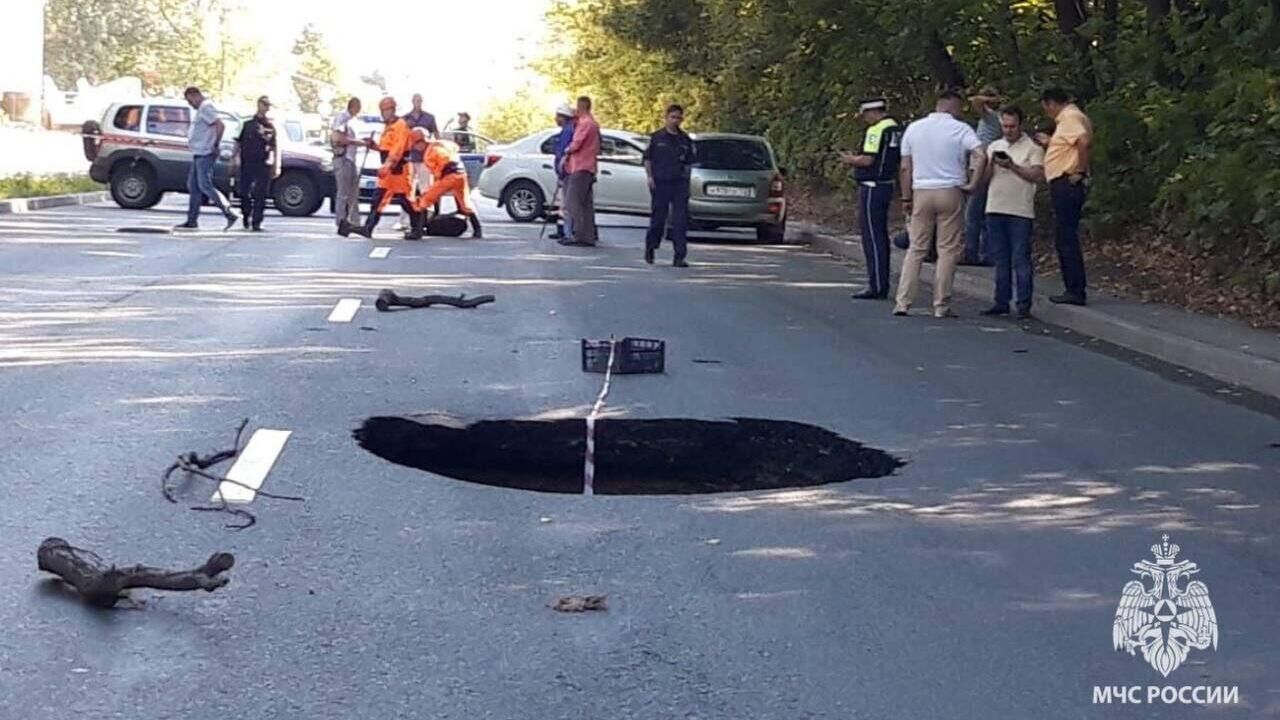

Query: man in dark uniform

[840,97,903,299]
[232,95,279,231]
[643,104,696,268]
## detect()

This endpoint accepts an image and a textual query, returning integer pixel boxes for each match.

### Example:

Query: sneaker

[173,222,198,230]
[934,308,958,319]
[224,212,239,231]
[1049,293,1087,306]
[337,221,353,238]
[980,305,1010,316]
[893,307,909,317]
[1016,305,1033,319]
[644,248,655,265]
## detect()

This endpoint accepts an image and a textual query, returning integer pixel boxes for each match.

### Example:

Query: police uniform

[235,111,277,231]
[853,98,902,298]
[643,126,695,265]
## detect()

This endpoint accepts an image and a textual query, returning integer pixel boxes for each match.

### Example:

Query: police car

[355,129,494,203]
[85,101,336,216]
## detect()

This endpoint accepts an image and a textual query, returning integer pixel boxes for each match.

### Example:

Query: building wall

[0,0,47,122]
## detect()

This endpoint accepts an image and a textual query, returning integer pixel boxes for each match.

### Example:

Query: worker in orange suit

[340,96,420,239]
[408,131,483,239]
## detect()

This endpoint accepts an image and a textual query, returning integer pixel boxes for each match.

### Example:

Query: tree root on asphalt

[161,418,304,530]
[37,537,234,609]
[375,289,496,312]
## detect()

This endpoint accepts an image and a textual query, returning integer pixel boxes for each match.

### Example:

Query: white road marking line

[211,429,292,504]
[327,298,362,323]
[369,246,391,259]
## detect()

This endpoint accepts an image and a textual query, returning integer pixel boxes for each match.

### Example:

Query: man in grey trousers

[330,97,366,232]
[559,96,601,246]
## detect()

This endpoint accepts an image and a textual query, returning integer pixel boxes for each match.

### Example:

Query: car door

[447,131,495,186]
[143,104,193,191]
[595,135,649,214]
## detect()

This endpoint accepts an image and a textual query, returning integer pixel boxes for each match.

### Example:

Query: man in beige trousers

[895,90,987,318]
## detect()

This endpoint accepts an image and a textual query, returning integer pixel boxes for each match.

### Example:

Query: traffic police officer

[841,97,903,299]
[643,103,696,267]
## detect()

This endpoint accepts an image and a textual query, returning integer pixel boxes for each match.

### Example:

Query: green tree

[291,24,340,113]
[476,89,555,143]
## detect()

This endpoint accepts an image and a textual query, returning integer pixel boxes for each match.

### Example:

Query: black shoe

[556,237,576,246]
[958,259,993,267]
[673,259,689,268]
[548,231,566,240]
[1049,293,1087,306]
[851,289,884,300]
[644,248,655,265]
[250,226,263,232]
[242,218,250,230]
[980,305,1010,316]
[173,222,198,230]
[224,212,239,231]
[337,220,352,237]
[893,309,909,317]
[404,229,424,240]
[353,226,373,239]
[1016,305,1033,319]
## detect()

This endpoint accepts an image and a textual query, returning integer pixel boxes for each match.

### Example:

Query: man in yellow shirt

[1035,87,1093,306]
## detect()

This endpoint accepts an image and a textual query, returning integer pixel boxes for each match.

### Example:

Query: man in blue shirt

[549,104,576,241]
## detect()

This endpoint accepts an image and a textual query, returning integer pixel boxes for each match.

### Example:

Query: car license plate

[706,184,755,198]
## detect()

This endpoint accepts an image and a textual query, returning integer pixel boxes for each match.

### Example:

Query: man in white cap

[548,103,577,241]
[840,96,902,299]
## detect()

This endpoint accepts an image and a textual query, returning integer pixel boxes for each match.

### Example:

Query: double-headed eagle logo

[1113,535,1218,677]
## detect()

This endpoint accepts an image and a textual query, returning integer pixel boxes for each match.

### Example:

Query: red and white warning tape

[583,339,617,496]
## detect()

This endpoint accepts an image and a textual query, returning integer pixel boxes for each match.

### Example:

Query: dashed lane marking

[212,429,292,504]
[369,246,391,259]
[327,298,362,323]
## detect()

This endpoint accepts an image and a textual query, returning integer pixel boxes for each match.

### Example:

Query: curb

[0,191,109,215]
[795,222,1280,399]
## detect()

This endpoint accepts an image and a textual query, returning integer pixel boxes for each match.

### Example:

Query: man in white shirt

[330,97,368,231]
[176,86,238,231]
[981,106,1045,319]
[895,90,986,317]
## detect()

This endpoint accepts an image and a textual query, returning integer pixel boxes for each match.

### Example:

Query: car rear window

[113,105,142,132]
[694,138,772,171]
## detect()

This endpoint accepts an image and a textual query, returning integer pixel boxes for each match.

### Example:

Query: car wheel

[503,180,545,223]
[756,220,786,243]
[110,164,162,210]
[273,171,321,216]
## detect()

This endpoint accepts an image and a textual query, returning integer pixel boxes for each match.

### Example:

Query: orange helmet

[378,96,397,112]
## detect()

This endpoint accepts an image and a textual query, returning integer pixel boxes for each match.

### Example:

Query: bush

[0,173,103,200]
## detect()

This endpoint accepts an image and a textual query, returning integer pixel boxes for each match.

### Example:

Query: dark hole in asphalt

[353,416,903,495]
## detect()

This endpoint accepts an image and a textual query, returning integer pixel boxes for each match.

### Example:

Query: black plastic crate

[581,337,665,374]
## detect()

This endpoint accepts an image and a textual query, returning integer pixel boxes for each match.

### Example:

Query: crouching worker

[340,96,419,239]
[409,131,482,239]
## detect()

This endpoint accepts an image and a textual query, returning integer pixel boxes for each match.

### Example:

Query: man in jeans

[894,90,986,318]
[560,96,601,246]
[962,86,1003,266]
[981,106,1044,319]
[330,97,365,232]
[175,86,238,231]
[549,104,577,241]
[1035,87,1093,306]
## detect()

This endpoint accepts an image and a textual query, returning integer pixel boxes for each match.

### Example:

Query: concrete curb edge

[795,222,1280,399]
[0,191,109,215]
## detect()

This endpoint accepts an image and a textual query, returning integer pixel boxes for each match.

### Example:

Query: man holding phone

[982,106,1044,318]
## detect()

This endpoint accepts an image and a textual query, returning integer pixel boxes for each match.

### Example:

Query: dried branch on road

[161,418,304,530]
[36,537,234,609]
[375,290,496,312]
[551,594,608,613]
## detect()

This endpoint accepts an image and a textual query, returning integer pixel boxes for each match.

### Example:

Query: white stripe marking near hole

[327,298,362,323]
[369,246,391,259]
[211,429,292,504]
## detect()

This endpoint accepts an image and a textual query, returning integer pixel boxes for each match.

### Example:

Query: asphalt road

[1,197,1277,719]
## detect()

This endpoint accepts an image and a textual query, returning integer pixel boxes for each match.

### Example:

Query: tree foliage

[45,0,259,97]
[476,88,556,143]
[543,0,1280,295]
[291,24,340,114]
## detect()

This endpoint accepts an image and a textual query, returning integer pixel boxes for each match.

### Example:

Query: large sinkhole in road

[354,417,903,495]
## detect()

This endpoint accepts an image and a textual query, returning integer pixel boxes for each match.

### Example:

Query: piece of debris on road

[551,594,608,613]
[375,289,495,312]
[36,537,234,609]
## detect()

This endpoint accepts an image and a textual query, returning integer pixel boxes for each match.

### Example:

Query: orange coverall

[375,118,412,210]
[412,139,476,216]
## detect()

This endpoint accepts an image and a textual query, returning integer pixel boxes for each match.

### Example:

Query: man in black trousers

[643,104,696,268]
[840,97,903,299]
[231,95,279,231]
